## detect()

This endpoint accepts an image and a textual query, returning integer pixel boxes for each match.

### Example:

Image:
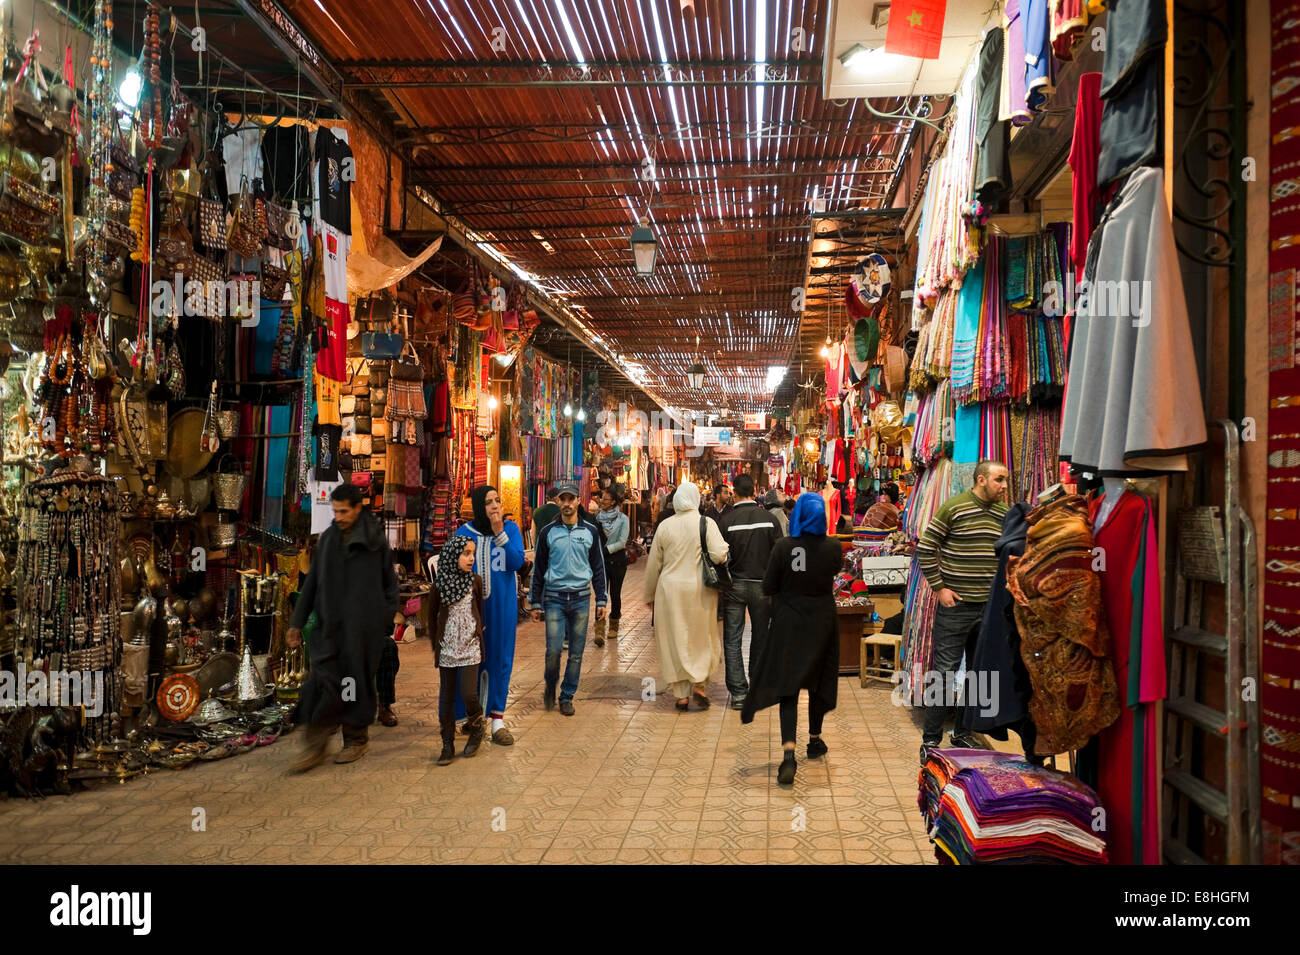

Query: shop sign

[693,426,733,447]
[743,412,766,431]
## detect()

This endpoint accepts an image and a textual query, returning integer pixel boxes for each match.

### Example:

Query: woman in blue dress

[452,485,526,744]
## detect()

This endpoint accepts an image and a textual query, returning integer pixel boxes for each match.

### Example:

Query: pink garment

[1068,72,1103,282]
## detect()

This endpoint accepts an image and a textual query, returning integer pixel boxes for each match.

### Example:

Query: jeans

[921,599,986,744]
[543,590,590,703]
[606,555,627,619]
[722,579,770,698]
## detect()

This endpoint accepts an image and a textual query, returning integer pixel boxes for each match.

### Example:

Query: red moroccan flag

[884,0,947,59]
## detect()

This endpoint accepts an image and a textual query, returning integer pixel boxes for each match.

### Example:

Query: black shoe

[777,752,797,785]
[807,737,828,759]
[920,741,941,766]
[949,731,981,749]
[436,744,455,766]
[543,683,556,711]
[559,700,575,717]
[730,695,746,711]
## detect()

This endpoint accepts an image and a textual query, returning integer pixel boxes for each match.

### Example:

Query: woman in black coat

[740,492,843,785]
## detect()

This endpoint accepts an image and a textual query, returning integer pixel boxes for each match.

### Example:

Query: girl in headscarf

[452,484,526,744]
[429,535,486,765]
[643,482,730,709]
[741,492,843,785]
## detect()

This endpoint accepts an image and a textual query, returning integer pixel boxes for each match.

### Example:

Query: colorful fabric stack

[918,749,1109,865]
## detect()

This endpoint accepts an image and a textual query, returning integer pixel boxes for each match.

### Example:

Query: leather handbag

[340,395,356,415]
[362,331,403,360]
[699,516,732,591]
[390,341,422,381]
[355,415,372,434]
[371,386,387,405]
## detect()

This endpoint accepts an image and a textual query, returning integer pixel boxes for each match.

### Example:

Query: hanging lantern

[687,362,705,389]
[630,216,657,276]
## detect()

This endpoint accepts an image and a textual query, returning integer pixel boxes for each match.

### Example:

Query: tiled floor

[0,562,941,864]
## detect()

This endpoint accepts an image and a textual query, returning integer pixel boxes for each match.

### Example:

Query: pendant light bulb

[577,408,586,422]
[488,395,499,411]
[564,403,573,418]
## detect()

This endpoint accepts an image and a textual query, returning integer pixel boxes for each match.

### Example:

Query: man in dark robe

[287,483,398,770]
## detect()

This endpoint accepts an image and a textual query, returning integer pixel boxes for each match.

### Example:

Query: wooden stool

[860,632,903,686]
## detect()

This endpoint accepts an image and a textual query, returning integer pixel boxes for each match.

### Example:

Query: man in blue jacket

[528,482,607,716]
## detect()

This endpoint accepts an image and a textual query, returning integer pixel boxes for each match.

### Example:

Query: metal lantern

[687,362,705,389]
[630,217,657,276]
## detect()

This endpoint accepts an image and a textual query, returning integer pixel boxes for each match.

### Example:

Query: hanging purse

[699,516,732,591]
[362,328,403,359]
[197,196,227,251]
[227,176,261,258]
[261,259,289,301]
[155,205,195,277]
[108,122,139,201]
[264,200,295,251]
[389,341,423,382]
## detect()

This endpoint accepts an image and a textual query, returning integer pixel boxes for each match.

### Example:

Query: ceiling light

[839,44,907,76]
[820,340,831,358]
[630,217,657,276]
[577,408,586,422]
[687,362,705,389]
[564,403,573,417]
[488,395,499,410]
[118,69,142,109]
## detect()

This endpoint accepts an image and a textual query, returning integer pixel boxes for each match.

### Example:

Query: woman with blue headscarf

[741,492,844,785]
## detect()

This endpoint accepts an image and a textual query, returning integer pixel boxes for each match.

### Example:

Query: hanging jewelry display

[13,467,123,748]
[83,0,116,308]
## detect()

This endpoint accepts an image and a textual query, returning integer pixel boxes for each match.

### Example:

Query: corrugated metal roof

[287,0,917,412]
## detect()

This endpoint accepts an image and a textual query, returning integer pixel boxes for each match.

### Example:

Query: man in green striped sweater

[915,460,1009,755]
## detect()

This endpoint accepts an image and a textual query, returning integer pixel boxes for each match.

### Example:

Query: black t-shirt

[263,125,312,203]
[316,128,352,234]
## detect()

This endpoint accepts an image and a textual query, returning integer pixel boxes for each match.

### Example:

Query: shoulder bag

[699,516,732,591]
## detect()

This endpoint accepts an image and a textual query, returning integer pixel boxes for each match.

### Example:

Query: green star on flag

[885,0,947,60]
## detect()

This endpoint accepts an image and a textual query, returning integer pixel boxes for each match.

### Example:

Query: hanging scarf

[435,535,475,605]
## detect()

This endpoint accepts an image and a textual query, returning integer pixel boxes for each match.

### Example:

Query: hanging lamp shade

[687,362,706,389]
[630,217,657,275]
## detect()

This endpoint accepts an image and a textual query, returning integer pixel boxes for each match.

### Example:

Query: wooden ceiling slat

[282,0,916,412]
